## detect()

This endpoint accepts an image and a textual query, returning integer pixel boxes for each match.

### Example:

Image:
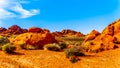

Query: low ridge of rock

[52,29,84,37]
[0,25,28,35]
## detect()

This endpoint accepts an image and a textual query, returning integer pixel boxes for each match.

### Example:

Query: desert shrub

[0,36,9,50]
[69,56,79,63]
[20,43,26,49]
[2,43,16,53]
[64,48,85,58]
[58,42,67,49]
[81,40,94,52]
[20,43,39,50]
[26,45,39,50]
[61,37,85,41]
[0,36,9,44]
[44,43,61,51]
[55,37,85,46]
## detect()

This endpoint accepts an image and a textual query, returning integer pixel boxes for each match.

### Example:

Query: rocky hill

[0,25,28,37]
[82,19,120,52]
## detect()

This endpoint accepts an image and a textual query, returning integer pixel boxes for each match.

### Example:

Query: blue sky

[0,0,120,34]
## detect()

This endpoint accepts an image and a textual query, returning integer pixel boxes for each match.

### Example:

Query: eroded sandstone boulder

[84,30,100,42]
[10,31,56,49]
[28,27,42,33]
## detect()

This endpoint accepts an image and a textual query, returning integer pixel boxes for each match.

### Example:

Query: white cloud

[0,8,16,19]
[0,0,39,19]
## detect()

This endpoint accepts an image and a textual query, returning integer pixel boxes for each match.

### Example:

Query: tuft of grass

[0,36,10,50]
[69,56,79,63]
[44,43,61,51]
[59,42,67,49]
[55,36,85,46]
[20,43,39,50]
[27,45,39,50]
[64,48,85,58]
[2,43,16,53]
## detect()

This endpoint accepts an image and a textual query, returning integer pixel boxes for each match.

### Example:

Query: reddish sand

[0,48,120,68]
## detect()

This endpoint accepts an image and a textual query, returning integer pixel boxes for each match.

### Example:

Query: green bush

[69,56,79,63]
[58,42,67,49]
[2,43,16,53]
[27,45,39,50]
[20,43,26,49]
[44,43,61,51]
[0,36,10,50]
[20,43,39,50]
[64,48,85,58]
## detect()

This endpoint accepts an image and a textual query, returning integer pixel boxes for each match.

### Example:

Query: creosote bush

[2,43,16,53]
[69,56,79,63]
[64,48,85,58]
[58,42,67,49]
[64,48,84,63]
[44,43,61,51]
[27,45,39,50]
[20,43,39,50]
[0,36,9,49]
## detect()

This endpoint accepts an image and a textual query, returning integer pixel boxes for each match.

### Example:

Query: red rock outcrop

[82,19,120,52]
[52,29,84,37]
[28,27,42,33]
[0,27,7,33]
[84,30,100,42]
[52,32,63,37]
[1,25,28,35]
[42,28,50,33]
[10,28,56,49]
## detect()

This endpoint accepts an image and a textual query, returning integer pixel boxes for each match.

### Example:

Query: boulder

[84,30,100,42]
[10,32,56,49]
[28,27,42,33]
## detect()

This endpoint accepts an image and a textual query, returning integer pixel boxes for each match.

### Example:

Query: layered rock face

[10,27,56,48]
[82,19,120,52]
[52,29,84,37]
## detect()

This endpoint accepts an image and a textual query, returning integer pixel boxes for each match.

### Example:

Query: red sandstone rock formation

[28,27,42,33]
[10,29,56,49]
[1,25,28,35]
[82,19,120,52]
[52,29,84,37]
[84,30,100,42]
[0,27,7,33]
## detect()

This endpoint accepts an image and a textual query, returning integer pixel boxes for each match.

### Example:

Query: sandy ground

[0,48,120,68]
